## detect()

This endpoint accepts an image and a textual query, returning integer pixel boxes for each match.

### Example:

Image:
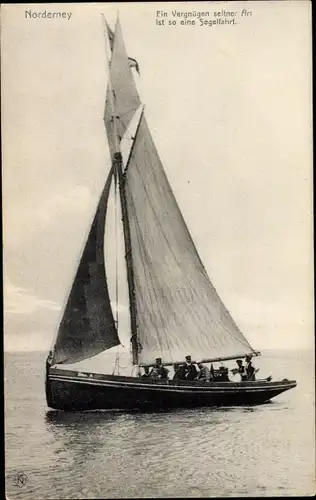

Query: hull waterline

[46,367,297,411]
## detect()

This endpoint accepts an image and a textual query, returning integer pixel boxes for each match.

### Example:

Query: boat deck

[49,367,295,389]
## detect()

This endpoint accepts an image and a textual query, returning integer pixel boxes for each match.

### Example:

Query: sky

[2,1,313,354]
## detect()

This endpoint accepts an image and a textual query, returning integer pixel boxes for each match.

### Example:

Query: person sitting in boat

[234,359,247,381]
[197,362,211,382]
[183,355,198,381]
[214,365,230,381]
[149,366,159,379]
[245,355,256,381]
[173,364,182,381]
[141,366,151,378]
[150,357,169,380]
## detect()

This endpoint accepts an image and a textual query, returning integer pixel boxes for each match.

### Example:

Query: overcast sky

[2,1,313,354]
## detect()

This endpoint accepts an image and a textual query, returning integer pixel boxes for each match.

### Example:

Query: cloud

[4,275,60,315]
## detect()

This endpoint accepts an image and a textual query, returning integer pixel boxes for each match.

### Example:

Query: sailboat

[45,16,296,411]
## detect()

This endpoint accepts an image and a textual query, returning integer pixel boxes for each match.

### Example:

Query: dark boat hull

[46,367,296,411]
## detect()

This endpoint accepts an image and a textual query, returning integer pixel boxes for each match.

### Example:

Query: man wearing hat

[245,355,256,381]
[183,355,198,381]
[235,359,247,381]
[150,357,169,380]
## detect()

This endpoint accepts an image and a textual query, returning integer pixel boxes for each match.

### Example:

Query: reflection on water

[5,350,315,498]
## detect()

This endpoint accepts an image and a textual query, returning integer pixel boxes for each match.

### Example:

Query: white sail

[124,114,256,365]
[121,105,145,168]
[104,17,141,155]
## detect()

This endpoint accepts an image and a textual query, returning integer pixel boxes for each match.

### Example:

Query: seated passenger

[150,357,169,380]
[149,366,159,379]
[141,366,151,378]
[215,365,230,381]
[183,355,198,380]
[178,363,187,380]
[245,355,256,381]
[197,362,211,382]
[173,364,182,381]
[236,359,247,381]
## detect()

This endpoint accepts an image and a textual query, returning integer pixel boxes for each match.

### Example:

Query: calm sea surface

[5,350,315,498]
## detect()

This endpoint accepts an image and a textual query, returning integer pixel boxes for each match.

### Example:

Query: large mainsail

[105,17,256,366]
[124,115,256,365]
[52,169,120,365]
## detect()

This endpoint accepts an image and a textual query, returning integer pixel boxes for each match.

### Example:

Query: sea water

[5,349,315,498]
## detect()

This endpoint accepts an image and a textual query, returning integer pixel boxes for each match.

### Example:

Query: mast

[102,14,139,365]
[114,152,139,365]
